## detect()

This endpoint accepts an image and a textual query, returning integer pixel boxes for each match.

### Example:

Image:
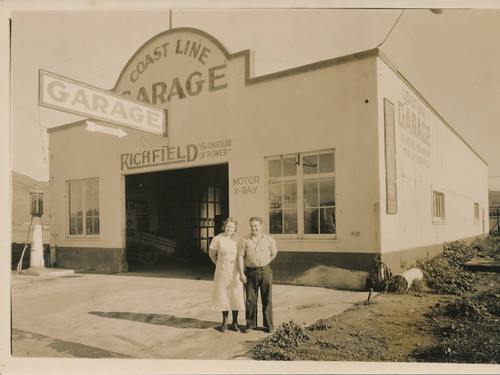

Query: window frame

[432,190,446,223]
[267,153,300,239]
[266,149,336,240]
[474,202,480,222]
[67,177,100,238]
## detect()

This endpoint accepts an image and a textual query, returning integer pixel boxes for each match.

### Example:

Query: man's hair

[249,216,263,224]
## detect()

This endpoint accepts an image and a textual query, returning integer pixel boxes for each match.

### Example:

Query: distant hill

[11,171,50,243]
[490,190,500,207]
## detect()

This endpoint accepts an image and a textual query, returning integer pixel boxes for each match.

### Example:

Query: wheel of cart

[137,246,160,265]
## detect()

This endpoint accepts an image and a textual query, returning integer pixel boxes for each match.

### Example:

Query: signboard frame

[384,98,398,214]
[39,69,168,137]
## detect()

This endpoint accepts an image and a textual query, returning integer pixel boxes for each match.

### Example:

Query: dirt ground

[248,271,500,363]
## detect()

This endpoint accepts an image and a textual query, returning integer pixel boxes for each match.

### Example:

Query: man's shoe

[245,324,254,333]
[220,324,228,333]
[232,323,241,332]
[265,326,274,333]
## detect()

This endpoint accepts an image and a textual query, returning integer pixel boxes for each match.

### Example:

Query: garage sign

[113,28,230,107]
[39,69,167,136]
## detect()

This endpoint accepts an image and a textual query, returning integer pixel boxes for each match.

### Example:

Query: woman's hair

[222,217,238,231]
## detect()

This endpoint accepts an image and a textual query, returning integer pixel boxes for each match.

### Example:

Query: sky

[7,4,500,191]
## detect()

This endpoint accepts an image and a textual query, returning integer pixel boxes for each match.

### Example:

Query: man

[238,217,278,333]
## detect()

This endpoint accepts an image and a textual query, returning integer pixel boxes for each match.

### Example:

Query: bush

[442,241,477,267]
[250,320,310,360]
[470,236,500,259]
[416,241,477,295]
[419,323,500,363]
[307,320,332,331]
[385,275,408,294]
[444,297,491,321]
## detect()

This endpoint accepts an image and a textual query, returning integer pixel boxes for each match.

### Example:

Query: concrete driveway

[11,270,368,360]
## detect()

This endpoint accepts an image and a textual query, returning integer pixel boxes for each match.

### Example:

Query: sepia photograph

[1,1,499,374]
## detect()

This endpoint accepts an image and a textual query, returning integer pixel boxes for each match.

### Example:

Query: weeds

[307,320,332,331]
[416,240,478,295]
[250,320,310,360]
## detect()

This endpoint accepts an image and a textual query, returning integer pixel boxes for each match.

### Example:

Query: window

[269,156,298,234]
[432,190,445,222]
[268,150,335,238]
[68,178,100,236]
[474,203,480,221]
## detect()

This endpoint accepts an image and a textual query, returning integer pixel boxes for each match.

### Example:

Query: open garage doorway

[125,163,228,278]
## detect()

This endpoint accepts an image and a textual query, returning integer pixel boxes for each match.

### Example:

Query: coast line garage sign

[112,28,230,105]
[39,69,168,137]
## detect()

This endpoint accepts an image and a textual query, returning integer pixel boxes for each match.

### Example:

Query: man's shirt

[238,233,278,268]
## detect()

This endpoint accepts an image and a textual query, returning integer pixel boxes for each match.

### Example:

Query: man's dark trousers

[245,266,273,330]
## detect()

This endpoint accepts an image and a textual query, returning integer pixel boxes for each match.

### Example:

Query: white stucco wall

[376,56,488,255]
[48,28,382,257]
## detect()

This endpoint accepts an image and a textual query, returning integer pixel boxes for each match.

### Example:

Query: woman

[209,217,245,332]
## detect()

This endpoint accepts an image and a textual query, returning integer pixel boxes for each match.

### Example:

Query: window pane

[209,228,214,237]
[85,185,92,211]
[89,179,99,209]
[76,218,83,234]
[215,188,221,202]
[200,203,207,217]
[303,181,318,208]
[269,184,282,209]
[319,179,335,206]
[283,157,297,177]
[269,209,283,234]
[319,153,335,173]
[201,240,208,252]
[70,219,76,235]
[283,209,298,234]
[283,183,297,208]
[215,203,221,215]
[94,217,100,235]
[69,181,83,222]
[269,159,281,178]
[303,155,318,174]
[304,208,319,234]
[201,228,207,238]
[320,207,336,234]
[86,218,93,235]
[208,204,215,218]
[208,187,215,202]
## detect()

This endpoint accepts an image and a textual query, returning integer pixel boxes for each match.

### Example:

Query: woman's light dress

[209,234,245,311]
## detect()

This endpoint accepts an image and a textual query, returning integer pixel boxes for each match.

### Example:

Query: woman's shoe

[232,323,241,332]
[221,324,228,332]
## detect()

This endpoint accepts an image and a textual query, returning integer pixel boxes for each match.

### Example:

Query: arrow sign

[86,121,127,138]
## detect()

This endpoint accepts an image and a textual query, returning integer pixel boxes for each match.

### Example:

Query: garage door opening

[125,164,228,276]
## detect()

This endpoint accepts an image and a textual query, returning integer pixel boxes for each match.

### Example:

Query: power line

[13,101,48,129]
[13,101,48,164]
[376,9,405,48]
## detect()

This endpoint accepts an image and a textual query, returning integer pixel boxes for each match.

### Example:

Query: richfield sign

[39,70,167,136]
[112,28,230,106]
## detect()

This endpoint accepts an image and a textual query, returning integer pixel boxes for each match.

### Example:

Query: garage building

[46,27,488,289]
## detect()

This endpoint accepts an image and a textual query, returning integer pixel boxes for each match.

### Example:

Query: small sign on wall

[384,98,397,214]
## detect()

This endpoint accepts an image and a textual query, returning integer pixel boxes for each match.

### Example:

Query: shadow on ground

[89,311,220,329]
[12,328,129,358]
